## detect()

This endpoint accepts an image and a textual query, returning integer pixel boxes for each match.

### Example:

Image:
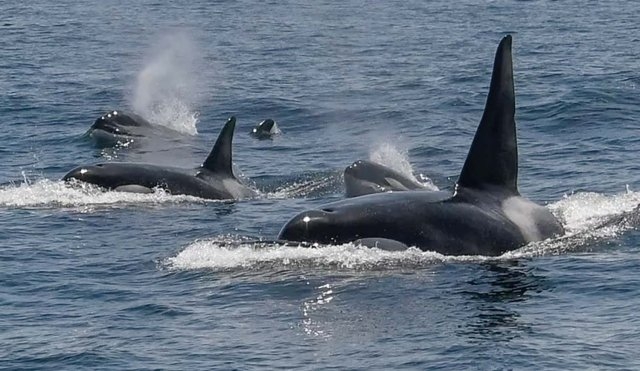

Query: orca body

[65,117,256,200]
[344,159,431,197]
[250,119,280,139]
[85,110,182,147]
[278,36,564,256]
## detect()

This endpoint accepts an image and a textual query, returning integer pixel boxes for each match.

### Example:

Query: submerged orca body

[65,117,256,200]
[344,159,430,197]
[278,36,564,256]
[85,110,183,147]
[250,119,280,139]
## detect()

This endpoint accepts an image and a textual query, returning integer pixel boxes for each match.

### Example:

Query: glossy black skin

[278,187,562,256]
[249,119,279,139]
[344,160,428,197]
[62,163,254,200]
[278,35,565,256]
[85,110,182,147]
[66,116,256,200]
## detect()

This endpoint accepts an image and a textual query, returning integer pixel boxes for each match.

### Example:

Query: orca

[344,159,432,197]
[250,119,280,139]
[64,116,257,200]
[85,110,183,147]
[277,35,565,256]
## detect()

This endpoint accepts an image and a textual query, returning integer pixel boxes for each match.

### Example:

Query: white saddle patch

[501,196,543,242]
[222,179,254,199]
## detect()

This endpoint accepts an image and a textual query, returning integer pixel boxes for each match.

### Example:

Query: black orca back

[457,35,518,194]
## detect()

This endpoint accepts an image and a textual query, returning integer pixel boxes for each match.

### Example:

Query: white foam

[165,239,472,271]
[549,188,640,235]
[0,179,209,209]
[506,189,640,258]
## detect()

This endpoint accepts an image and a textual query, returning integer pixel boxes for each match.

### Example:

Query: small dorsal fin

[457,35,518,194]
[201,116,236,175]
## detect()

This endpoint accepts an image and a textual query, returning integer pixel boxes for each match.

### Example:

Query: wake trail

[167,188,640,271]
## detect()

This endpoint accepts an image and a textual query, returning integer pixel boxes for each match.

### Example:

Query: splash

[549,189,640,234]
[165,239,459,271]
[265,173,343,199]
[369,142,438,190]
[0,179,209,209]
[167,189,640,271]
[131,32,202,135]
[508,189,640,257]
[247,171,344,200]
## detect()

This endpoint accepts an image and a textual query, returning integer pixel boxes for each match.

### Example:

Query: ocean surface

[2,0,640,369]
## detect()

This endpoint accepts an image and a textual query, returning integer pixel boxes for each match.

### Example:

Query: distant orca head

[278,35,565,256]
[343,159,428,197]
[250,119,280,139]
[86,110,152,146]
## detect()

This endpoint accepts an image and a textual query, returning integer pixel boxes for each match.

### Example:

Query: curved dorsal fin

[202,116,236,176]
[457,35,518,194]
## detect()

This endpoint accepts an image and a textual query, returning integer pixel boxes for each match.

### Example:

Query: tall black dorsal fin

[201,116,236,175]
[457,35,518,193]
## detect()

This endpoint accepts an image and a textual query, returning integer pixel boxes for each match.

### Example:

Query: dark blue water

[2,1,640,369]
